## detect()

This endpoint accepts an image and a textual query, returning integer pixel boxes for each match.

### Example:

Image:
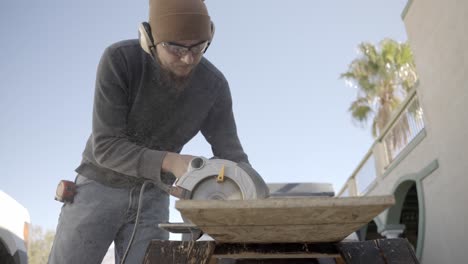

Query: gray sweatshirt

[76,39,249,187]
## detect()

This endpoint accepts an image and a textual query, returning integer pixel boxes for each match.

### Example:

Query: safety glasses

[161,41,209,57]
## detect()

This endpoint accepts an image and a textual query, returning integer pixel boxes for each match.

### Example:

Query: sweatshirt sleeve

[90,46,167,182]
[200,79,250,164]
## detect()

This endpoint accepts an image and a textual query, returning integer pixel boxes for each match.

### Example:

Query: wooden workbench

[144,238,419,263]
[144,195,419,263]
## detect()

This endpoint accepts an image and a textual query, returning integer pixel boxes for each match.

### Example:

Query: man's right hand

[162,152,196,179]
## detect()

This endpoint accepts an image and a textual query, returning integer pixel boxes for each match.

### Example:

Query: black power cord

[120,181,152,264]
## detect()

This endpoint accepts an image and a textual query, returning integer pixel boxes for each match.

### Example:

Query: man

[48,0,252,263]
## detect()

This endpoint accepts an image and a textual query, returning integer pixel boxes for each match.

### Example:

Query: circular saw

[159,157,269,241]
[170,157,269,201]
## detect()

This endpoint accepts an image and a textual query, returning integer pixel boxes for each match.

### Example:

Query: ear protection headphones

[138,21,215,59]
[138,22,156,57]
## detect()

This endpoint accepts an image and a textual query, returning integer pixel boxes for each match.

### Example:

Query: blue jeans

[48,175,169,264]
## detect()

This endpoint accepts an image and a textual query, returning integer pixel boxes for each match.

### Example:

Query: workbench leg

[143,240,216,264]
[337,238,419,264]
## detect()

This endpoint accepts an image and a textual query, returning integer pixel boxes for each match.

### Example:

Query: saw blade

[190,175,242,200]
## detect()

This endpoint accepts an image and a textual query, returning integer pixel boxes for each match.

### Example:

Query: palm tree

[340,39,418,148]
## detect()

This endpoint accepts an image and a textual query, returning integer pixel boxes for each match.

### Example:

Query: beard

[154,55,194,95]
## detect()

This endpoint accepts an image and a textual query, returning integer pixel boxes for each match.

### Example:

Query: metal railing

[337,88,425,197]
[382,96,425,165]
[355,154,377,195]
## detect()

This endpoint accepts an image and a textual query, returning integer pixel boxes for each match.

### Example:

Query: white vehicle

[0,191,30,264]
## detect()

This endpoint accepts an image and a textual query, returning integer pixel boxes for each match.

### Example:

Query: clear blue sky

[0,0,408,232]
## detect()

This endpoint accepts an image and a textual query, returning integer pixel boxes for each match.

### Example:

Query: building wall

[397,0,468,263]
[338,0,467,261]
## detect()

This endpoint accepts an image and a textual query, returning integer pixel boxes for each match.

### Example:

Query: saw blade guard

[174,157,269,200]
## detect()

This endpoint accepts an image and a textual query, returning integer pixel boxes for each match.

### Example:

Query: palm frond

[340,39,419,137]
[349,102,373,123]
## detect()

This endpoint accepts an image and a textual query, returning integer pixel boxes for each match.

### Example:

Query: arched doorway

[387,181,420,249]
[400,184,419,248]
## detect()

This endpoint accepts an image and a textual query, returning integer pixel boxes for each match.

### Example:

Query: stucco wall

[363,0,468,262]
[397,0,468,263]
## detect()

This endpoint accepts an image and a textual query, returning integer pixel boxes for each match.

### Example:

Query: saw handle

[168,157,207,199]
[155,157,207,199]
